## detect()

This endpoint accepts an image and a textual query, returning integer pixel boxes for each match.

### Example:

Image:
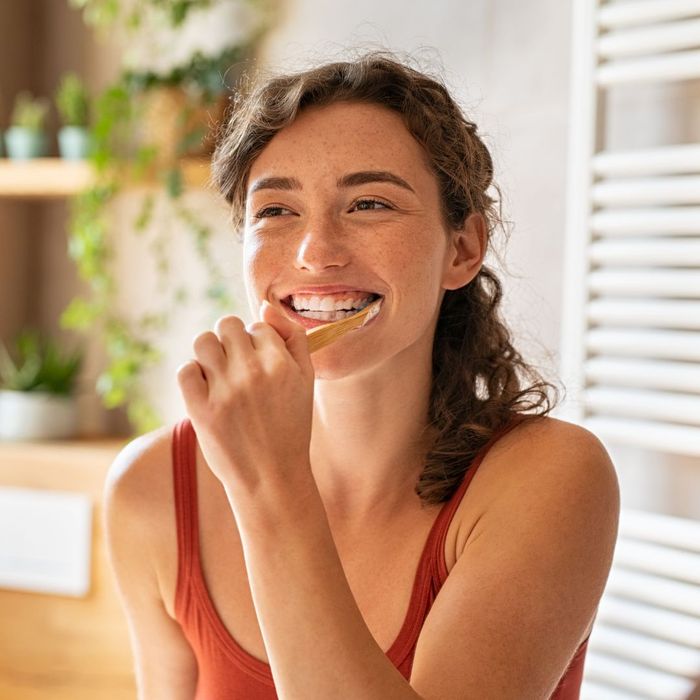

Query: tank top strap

[428,413,532,583]
[171,416,200,616]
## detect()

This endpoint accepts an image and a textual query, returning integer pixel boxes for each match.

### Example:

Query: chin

[310,350,388,382]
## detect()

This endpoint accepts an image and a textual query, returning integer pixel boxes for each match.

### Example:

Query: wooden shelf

[0,157,213,199]
[0,433,136,700]
[0,433,130,457]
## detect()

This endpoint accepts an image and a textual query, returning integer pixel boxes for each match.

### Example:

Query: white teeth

[296,309,357,321]
[290,293,374,312]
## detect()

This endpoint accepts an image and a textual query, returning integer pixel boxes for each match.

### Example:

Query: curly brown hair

[211,50,562,505]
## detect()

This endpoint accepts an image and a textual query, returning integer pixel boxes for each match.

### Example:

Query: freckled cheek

[390,244,444,321]
[243,239,285,300]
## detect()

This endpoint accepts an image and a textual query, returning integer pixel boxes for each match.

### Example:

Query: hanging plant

[69,0,217,32]
[60,7,269,435]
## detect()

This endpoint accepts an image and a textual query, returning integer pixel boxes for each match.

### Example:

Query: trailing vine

[60,18,263,434]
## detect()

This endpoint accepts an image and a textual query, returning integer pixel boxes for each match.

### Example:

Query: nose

[294,216,350,272]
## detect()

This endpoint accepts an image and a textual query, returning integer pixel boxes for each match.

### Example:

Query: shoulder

[103,423,178,566]
[466,415,620,549]
[104,423,174,508]
[411,416,619,696]
[473,414,621,554]
[488,414,618,491]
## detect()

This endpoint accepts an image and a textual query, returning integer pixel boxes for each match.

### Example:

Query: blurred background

[0,0,699,698]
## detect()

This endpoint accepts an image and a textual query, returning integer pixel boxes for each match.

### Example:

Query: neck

[309,344,435,526]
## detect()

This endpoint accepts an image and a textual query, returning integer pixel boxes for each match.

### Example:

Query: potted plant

[59,0,271,434]
[55,72,93,160]
[4,91,50,160]
[0,329,84,440]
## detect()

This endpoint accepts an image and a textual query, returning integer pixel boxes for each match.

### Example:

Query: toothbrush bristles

[305,297,382,354]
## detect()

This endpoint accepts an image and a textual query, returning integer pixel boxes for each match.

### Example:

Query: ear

[441,212,487,291]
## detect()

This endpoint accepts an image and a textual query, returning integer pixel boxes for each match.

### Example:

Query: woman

[105,52,620,699]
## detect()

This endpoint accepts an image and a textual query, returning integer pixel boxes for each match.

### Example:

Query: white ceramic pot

[0,390,79,440]
[57,126,93,160]
[4,127,48,160]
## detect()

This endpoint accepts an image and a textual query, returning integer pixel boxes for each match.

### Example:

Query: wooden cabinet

[0,437,136,700]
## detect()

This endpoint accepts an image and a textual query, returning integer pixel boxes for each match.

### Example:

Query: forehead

[247,101,434,184]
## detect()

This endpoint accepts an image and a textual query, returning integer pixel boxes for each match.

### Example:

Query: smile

[281,292,383,329]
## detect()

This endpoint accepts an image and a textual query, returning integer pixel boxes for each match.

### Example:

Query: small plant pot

[0,390,79,440]
[4,126,49,160]
[58,126,93,160]
[140,87,228,162]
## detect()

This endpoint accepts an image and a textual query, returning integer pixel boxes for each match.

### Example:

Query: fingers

[245,321,286,353]
[192,330,227,385]
[185,316,289,399]
[214,315,285,358]
[175,359,208,407]
[259,301,313,376]
[213,316,247,358]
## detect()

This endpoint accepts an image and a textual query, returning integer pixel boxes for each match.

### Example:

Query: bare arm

[103,432,198,699]
[225,417,618,699]
[409,420,620,698]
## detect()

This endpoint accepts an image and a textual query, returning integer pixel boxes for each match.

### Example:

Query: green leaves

[60,297,105,330]
[0,330,84,396]
[59,9,261,435]
[122,45,246,101]
[10,91,50,130]
[95,321,162,409]
[164,167,184,199]
[66,186,114,286]
[90,81,135,169]
[69,0,214,33]
[55,72,91,127]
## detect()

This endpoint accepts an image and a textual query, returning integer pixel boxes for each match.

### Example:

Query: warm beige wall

[0,3,40,122]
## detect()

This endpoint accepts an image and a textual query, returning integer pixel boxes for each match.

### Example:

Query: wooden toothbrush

[306,297,383,354]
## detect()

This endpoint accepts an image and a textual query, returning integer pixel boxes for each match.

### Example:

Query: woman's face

[242,100,477,379]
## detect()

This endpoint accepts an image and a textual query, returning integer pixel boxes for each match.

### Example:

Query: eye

[351,198,391,212]
[253,205,293,219]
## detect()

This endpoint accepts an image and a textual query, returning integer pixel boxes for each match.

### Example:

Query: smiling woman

[104,50,619,700]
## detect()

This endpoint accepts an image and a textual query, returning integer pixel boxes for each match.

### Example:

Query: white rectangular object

[0,486,92,597]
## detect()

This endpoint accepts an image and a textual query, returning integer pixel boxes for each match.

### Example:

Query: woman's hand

[176,300,315,495]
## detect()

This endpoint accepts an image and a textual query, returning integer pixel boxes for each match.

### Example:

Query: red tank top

[171,414,590,699]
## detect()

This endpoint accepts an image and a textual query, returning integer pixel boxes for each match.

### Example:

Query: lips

[280,286,383,300]
[279,294,383,331]
[282,291,382,307]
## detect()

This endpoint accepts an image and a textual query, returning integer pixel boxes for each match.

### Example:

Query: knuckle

[192,330,217,349]
[242,360,264,380]
[214,315,244,334]
[247,321,269,333]
[176,360,196,375]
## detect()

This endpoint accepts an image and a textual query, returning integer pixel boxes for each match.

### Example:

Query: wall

[260,0,574,377]
[0,2,37,339]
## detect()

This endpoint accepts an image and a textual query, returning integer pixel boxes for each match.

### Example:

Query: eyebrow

[249,176,302,194]
[337,170,415,193]
[248,170,416,195]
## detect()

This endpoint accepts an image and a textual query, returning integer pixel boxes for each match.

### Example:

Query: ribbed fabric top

[171,414,590,699]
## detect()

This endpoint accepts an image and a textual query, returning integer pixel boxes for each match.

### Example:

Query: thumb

[260,300,313,375]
